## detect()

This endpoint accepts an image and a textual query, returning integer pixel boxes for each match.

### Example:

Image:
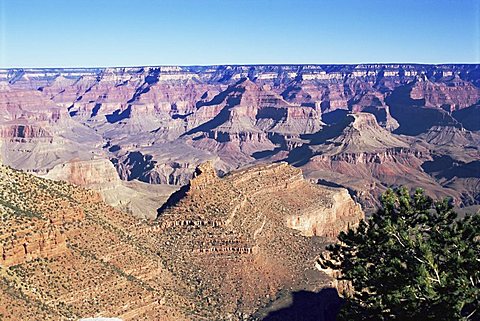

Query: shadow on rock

[262,288,343,321]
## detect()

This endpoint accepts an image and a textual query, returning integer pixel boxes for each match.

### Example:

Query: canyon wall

[153,161,363,318]
[0,64,478,212]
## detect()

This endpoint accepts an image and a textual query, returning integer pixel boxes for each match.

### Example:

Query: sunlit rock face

[0,63,478,320]
[0,165,189,320]
[0,64,479,211]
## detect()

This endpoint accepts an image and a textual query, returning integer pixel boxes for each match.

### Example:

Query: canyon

[0,161,363,320]
[0,64,479,216]
[0,63,479,319]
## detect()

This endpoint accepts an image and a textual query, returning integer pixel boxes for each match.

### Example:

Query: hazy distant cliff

[0,64,479,212]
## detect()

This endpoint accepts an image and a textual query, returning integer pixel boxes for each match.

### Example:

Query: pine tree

[321,187,480,321]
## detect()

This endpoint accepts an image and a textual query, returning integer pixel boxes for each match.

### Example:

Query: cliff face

[2,223,68,267]
[289,113,476,210]
[0,166,88,267]
[410,76,479,111]
[0,64,479,211]
[44,158,122,189]
[42,158,177,219]
[285,188,362,238]
[167,161,363,238]
[0,124,53,141]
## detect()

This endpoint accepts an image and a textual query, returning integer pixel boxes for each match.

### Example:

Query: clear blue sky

[0,0,479,68]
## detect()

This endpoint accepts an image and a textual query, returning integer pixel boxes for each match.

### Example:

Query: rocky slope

[0,162,362,320]
[152,161,363,319]
[0,64,479,212]
[43,158,177,219]
[0,165,194,320]
[287,113,463,210]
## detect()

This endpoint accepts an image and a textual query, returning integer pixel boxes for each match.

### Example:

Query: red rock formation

[0,165,189,320]
[0,123,53,142]
[0,160,363,320]
[153,162,364,317]
[0,64,478,212]
[1,225,67,267]
[0,165,88,267]
[45,158,121,189]
[410,76,479,111]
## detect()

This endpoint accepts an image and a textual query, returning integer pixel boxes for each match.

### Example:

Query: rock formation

[290,113,463,210]
[42,158,178,219]
[0,64,479,212]
[0,162,362,320]
[153,161,363,318]
[0,164,190,320]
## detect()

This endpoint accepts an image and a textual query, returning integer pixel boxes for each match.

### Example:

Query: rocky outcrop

[0,165,88,267]
[289,113,459,211]
[111,151,204,185]
[286,188,362,238]
[1,224,67,267]
[410,75,480,111]
[0,124,53,141]
[0,160,363,320]
[153,162,363,318]
[45,158,122,189]
[313,147,426,164]
[43,158,177,219]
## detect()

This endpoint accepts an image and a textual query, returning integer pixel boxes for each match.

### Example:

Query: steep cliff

[43,158,178,219]
[290,113,464,210]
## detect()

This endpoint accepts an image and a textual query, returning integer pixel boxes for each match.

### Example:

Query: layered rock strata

[153,162,363,318]
[0,64,479,212]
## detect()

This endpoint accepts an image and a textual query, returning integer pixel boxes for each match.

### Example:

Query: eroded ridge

[0,162,363,320]
[0,166,89,267]
[153,161,364,318]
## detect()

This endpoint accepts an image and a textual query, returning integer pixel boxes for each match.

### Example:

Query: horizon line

[1,62,480,70]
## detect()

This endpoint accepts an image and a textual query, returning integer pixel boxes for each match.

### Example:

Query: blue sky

[0,0,479,68]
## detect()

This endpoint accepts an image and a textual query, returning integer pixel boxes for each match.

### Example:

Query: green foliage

[321,187,480,321]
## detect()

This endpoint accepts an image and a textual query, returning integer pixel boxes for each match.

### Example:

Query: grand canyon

[1,64,479,212]
[0,64,479,320]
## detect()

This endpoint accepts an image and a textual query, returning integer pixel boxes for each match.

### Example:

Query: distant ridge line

[1,63,480,71]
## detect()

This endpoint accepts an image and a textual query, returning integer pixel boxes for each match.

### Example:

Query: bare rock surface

[152,161,363,318]
[0,64,479,213]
